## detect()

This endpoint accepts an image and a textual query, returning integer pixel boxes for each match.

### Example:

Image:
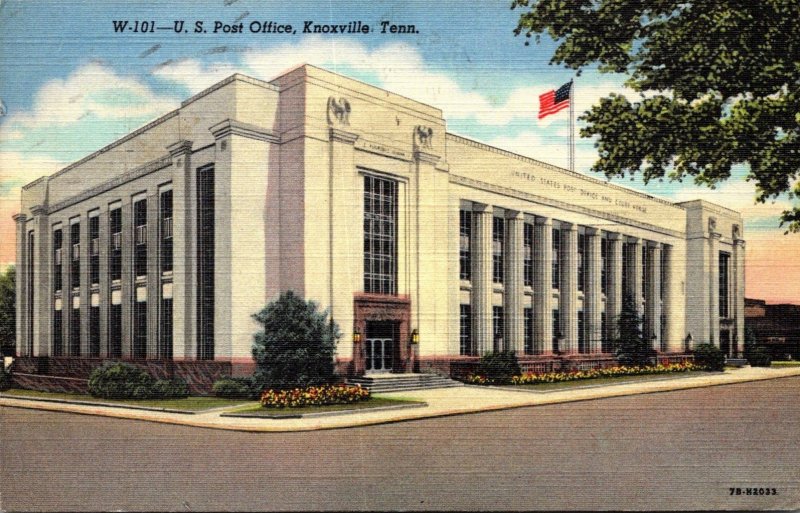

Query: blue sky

[0,0,797,301]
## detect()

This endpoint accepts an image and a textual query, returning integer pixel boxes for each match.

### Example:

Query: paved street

[2,377,799,511]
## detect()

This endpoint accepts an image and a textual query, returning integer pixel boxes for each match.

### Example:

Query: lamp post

[410,329,419,373]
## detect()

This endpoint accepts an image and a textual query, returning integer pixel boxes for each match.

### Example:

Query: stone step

[346,373,463,393]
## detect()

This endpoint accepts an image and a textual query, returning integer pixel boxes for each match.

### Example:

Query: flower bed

[465,361,705,385]
[260,383,370,408]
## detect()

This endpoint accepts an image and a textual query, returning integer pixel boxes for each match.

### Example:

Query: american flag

[538,81,572,119]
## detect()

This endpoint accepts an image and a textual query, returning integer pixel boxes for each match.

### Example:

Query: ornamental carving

[327,96,351,126]
[414,125,434,149]
[732,223,741,239]
[708,216,717,234]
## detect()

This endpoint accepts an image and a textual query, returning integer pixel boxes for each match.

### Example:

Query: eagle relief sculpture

[327,96,351,126]
[414,125,434,150]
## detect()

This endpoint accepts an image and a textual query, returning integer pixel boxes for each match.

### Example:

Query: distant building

[745,298,800,359]
[13,65,746,391]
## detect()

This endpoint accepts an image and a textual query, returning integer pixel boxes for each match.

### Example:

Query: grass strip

[225,396,423,417]
[1,388,254,411]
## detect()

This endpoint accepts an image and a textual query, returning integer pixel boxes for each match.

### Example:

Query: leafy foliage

[212,377,257,399]
[252,291,340,391]
[612,297,654,366]
[88,362,188,399]
[0,365,12,391]
[477,350,521,384]
[747,346,773,367]
[260,384,369,409]
[692,343,726,372]
[512,0,800,231]
[0,266,15,357]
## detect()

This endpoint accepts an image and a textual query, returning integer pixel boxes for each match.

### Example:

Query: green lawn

[225,396,424,417]
[497,371,712,392]
[771,361,800,367]
[0,388,254,411]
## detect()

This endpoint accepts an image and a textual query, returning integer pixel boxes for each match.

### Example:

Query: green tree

[512,0,800,231]
[0,266,15,357]
[251,291,340,391]
[612,296,653,366]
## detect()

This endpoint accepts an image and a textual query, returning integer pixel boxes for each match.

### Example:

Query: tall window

[492,217,504,284]
[601,311,609,353]
[70,221,80,289]
[459,210,471,281]
[109,290,122,358]
[133,287,147,359]
[524,307,533,354]
[160,189,173,273]
[552,309,560,353]
[660,246,668,301]
[459,304,472,355]
[197,165,216,360]
[601,236,608,295]
[53,228,63,292]
[719,252,730,318]
[523,223,534,287]
[578,311,586,353]
[70,298,80,356]
[89,293,100,357]
[134,198,147,278]
[642,244,649,298]
[53,302,63,356]
[363,175,397,295]
[578,232,586,292]
[492,306,504,351]
[109,206,122,282]
[89,213,100,285]
[552,228,561,289]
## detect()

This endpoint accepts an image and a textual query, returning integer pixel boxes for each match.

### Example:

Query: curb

[220,401,428,419]
[0,393,198,414]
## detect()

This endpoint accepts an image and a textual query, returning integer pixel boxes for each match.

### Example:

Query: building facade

[13,65,746,387]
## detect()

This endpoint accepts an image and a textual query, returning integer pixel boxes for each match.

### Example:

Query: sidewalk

[2,366,799,432]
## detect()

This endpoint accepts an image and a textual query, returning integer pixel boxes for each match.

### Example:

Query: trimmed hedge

[477,351,521,384]
[747,346,772,367]
[88,362,188,400]
[212,377,256,399]
[692,343,725,371]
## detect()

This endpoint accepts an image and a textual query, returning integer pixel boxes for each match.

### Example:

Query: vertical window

[53,303,63,356]
[578,311,585,353]
[160,189,173,273]
[197,165,215,360]
[89,293,100,357]
[109,290,122,358]
[133,286,147,359]
[578,232,586,292]
[660,312,667,352]
[601,237,608,295]
[552,228,561,290]
[160,283,173,360]
[459,304,472,356]
[492,306,504,351]
[492,217,504,284]
[552,309,560,353]
[523,223,534,287]
[53,228,63,292]
[363,175,397,295]
[719,252,730,318]
[109,206,122,282]
[660,246,667,301]
[70,297,80,357]
[524,307,533,354]
[70,222,80,289]
[601,312,609,353]
[89,213,100,285]
[134,198,147,278]
[459,210,471,281]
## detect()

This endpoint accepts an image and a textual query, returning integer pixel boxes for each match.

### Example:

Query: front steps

[347,373,464,393]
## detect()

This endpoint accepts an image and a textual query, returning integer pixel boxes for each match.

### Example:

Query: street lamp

[353,329,361,344]
[411,329,419,344]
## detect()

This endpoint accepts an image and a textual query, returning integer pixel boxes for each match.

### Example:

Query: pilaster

[98,204,109,357]
[533,217,553,354]
[472,204,494,354]
[733,238,745,356]
[120,199,133,357]
[561,224,578,354]
[585,228,602,353]
[647,242,662,352]
[606,233,623,344]
[14,214,26,356]
[709,233,721,346]
[146,189,160,358]
[504,210,524,354]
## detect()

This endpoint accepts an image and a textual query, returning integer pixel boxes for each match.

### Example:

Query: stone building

[13,65,746,390]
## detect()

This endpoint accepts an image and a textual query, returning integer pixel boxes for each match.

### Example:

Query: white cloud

[151,59,241,95]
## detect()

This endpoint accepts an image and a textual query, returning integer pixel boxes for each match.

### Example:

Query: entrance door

[720,330,731,358]
[365,321,395,373]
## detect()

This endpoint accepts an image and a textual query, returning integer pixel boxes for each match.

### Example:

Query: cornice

[210,119,280,143]
[166,140,194,157]
[330,127,359,144]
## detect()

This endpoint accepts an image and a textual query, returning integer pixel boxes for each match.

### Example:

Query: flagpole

[569,79,575,172]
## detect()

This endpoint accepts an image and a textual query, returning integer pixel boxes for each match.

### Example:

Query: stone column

[147,189,160,359]
[472,204,494,354]
[120,200,133,357]
[606,233,623,345]
[626,238,643,313]
[560,224,578,354]
[661,244,673,352]
[13,214,28,356]
[647,242,662,352]
[98,204,109,358]
[533,217,553,354]
[733,237,745,356]
[585,228,603,353]
[34,209,51,357]
[504,210,524,353]
[709,232,721,346]
[79,211,90,357]
[167,140,194,360]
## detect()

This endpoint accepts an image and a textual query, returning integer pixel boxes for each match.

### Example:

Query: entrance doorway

[720,330,731,358]
[365,321,396,373]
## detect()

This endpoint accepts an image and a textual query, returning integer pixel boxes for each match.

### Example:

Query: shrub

[613,297,655,366]
[213,377,256,399]
[0,365,12,391]
[252,291,340,391]
[692,343,725,371]
[747,346,772,367]
[260,384,370,409]
[88,362,188,399]
[477,351,521,384]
